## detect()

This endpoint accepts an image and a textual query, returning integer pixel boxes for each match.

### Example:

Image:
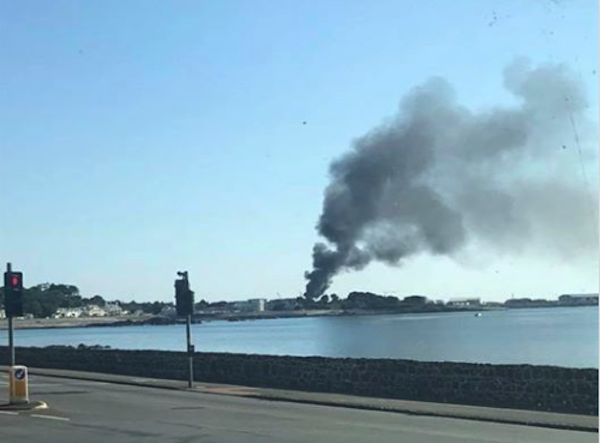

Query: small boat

[474,312,482,317]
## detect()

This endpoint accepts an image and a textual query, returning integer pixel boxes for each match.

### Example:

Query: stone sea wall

[0,346,596,415]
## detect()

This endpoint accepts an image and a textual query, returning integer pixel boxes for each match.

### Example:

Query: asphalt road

[0,373,596,443]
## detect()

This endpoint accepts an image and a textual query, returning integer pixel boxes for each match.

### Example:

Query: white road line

[0,411,18,416]
[67,381,109,386]
[31,414,70,422]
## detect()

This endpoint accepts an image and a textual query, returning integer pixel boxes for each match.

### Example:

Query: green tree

[195,299,209,310]
[89,295,106,307]
[28,300,44,318]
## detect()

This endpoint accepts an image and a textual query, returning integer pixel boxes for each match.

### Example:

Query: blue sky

[1,0,598,302]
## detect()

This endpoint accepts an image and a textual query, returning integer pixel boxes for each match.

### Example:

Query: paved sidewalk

[2,365,597,432]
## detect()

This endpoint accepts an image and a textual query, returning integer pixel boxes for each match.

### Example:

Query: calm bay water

[1,307,597,368]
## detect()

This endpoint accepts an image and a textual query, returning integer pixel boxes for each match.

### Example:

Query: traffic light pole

[8,317,14,367]
[175,271,194,389]
[186,314,194,389]
[6,262,15,367]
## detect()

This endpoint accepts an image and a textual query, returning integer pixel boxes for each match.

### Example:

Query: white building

[104,302,127,316]
[0,309,5,319]
[83,305,107,317]
[53,307,83,318]
[233,298,267,313]
[249,298,266,312]
[447,297,481,307]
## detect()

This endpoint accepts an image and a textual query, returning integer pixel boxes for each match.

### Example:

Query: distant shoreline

[0,316,155,331]
[0,304,596,331]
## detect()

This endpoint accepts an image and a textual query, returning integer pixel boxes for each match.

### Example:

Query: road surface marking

[31,414,70,422]
[0,411,18,416]
[67,381,109,386]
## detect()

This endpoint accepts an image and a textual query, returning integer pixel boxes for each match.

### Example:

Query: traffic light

[175,275,194,317]
[4,271,24,318]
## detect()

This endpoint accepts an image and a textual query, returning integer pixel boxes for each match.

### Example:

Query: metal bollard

[9,365,29,405]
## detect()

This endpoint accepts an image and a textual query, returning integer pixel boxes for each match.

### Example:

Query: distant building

[158,305,177,318]
[104,302,127,316]
[0,309,5,319]
[504,298,553,308]
[558,294,599,306]
[447,298,481,307]
[53,307,83,318]
[250,298,266,312]
[402,295,428,305]
[83,305,107,317]
[233,298,267,313]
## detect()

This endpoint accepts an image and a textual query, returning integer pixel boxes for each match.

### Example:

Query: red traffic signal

[4,271,24,317]
[7,272,22,289]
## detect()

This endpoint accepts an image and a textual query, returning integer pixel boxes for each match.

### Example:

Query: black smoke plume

[304,61,598,299]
